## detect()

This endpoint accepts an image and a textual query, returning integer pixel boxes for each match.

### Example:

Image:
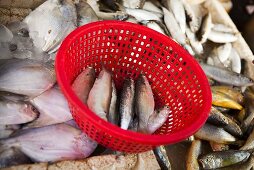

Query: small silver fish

[0,123,97,163]
[144,20,166,35]
[0,59,56,97]
[147,106,170,134]
[87,68,112,121]
[0,100,38,125]
[76,1,99,26]
[198,13,212,43]
[108,81,119,125]
[216,43,232,63]
[153,146,171,170]
[125,8,162,22]
[121,0,145,8]
[212,24,235,34]
[135,74,155,133]
[142,1,162,14]
[162,7,187,45]
[208,30,238,43]
[72,67,96,104]
[26,85,72,128]
[119,78,135,130]
[200,63,254,87]
[207,107,229,127]
[230,48,241,74]
[185,28,203,54]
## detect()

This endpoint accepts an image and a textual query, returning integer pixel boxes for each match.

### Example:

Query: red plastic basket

[55,21,212,153]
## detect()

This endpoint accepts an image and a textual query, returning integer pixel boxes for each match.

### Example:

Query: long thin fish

[211,86,244,104]
[199,13,212,43]
[200,63,254,87]
[208,30,238,43]
[119,78,135,130]
[108,81,118,125]
[87,68,112,121]
[186,139,202,170]
[194,123,236,144]
[207,107,229,126]
[153,146,171,170]
[72,67,96,104]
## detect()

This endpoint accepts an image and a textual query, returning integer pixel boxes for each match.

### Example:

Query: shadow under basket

[55,20,212,153]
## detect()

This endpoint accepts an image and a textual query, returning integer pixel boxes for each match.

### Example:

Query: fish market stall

[0,0,254,169]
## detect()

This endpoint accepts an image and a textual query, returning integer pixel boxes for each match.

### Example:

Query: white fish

[185,0,206,4]
[108,81,118,125]
[208,30,238,43]
[24,0,77,53]
[212,23,235,33]
[163,7,187,45]
[184,44,195,56]
[199,13,213,43]
[26,86,72,128]
[185,28,203,54]
[142,1,162,14]
[144,21,166,35]
[0,59,56,97]
[167,0,186,34]
[122,0,145,8]
[76,1,98,26]
[182,2,202,33]
[125,17,139,24]
[216,43,232,63]
[0,100,38,125]
[207,57,214,66]
[230,48,241,74]
[87,68,112,121]
[0,124,97,162]
[125,8,162,22]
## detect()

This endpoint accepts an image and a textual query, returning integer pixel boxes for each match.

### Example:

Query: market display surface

[0,0,254,169]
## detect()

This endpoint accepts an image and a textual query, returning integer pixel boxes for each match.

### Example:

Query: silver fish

[185,28,203,54]
[208,30,238,43]
[230,48,241,74]
[186,139,202,170]
[26,86,72,128]
[182,2,202,33]
[0,147,31,168]
[212,23,235,34]
[153,146,171,170]
[223,114,243,137]
[108,81,118,125]
[24,0,77,53]
[216,43,232,63]
[121,0,145,8]
[72,67,96,104]
[76,1,98,26]
[144,20,166,35]
[167,0,186,33]
[87,68,112,121]
[147,106,170,134]
[200,63,254,87]
[0,100,38,125]
[119,78,135,130]
[135,74,155,133]
[142,1,162,14]
[199,13,212,43]
[207,107,229,127]
[163,7,187,45]
[218,155,254,170]
[0,59,56,97]
[0,123,97,162]
[194,123,236,144]
[125,8,162,22]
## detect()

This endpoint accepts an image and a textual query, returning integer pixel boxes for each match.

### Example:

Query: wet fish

[76,1,99,26]
[125,8,162,22]
[198,13,212,43]
[0,100,38,125]
[218,155,254,170]
[230,48,241,74]
[185,28,203,54]
[207,107,229,126]
[0,123,97,162]
[26,86,72,128]
[142,1,162,14]
[223,114,243,137]
[167,0,186,33]
[199,150,250,169]
[163,7,187,45]
[207,30,238,43]
[121,0,145,8]
[0,59,56,97]
[182,2,202,33]
[194,123,236,144]
[240,127,254,150]
[209,142,229,151]
[128,117,139,132]
[186,139,202,170]
[72,67,96,104]
[212,24,235,34]
[0,147,31,168]
[24,0,77,53]
[200,63,254,87]
[212,90,243,110]
[108,81,118,125]
[144,20,166,35]
[119,78,135,130]
[216,43,232,63]
[87,68,112,121]
[147,106,170,134]
[211,86,244,104]
[153,146,171,170]
[135,74,155,133]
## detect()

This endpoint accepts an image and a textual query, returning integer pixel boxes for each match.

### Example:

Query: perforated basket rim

[55,20,212,146]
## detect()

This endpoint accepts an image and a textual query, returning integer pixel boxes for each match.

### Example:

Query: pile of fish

[72,67,170,134]
[0,0,254,169]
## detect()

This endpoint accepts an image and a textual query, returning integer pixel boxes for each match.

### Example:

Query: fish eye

[18,28,29,37]
[9,43,17,51]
